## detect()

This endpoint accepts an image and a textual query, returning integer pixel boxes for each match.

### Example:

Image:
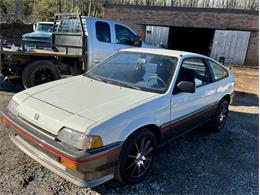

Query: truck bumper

[1,111,122,187]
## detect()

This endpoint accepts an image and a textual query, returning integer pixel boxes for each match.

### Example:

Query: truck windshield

[36,23,53,32]
[85,52,178,93]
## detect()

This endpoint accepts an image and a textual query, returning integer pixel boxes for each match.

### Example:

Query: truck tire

[22,60,60,88]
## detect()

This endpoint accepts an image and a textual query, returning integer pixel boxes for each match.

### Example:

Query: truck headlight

[8,99,19,116]
[57,127,103,150]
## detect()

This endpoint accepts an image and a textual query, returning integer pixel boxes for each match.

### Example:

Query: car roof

[120,48,208,58]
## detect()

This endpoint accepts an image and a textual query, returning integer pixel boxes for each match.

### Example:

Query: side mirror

[134,35,142,47]
[177,81,195,93]
[33,24,36,31]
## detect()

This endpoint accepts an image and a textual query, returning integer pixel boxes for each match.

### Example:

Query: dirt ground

[0,66,258,195]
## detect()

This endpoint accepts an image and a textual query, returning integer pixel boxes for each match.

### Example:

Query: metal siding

[145,26,169,47]
[210,30,250,65]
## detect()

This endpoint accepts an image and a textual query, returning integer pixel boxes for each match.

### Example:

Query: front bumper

[1,111,122,187]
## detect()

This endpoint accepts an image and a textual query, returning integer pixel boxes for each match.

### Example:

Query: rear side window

[115,24,136,46]
[208,60,228,80]
[181,58,210,88]
[95,21,111,43]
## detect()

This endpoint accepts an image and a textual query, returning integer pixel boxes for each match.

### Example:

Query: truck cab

[54,15,145,69]
[22,22,54,44]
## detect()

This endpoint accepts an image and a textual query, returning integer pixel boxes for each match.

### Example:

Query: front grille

[17,115,56,140]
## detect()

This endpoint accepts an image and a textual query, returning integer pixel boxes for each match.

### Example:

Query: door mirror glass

[177,81,195,93]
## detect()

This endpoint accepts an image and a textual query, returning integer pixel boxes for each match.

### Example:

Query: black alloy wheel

[33,68,56,86]
[211,99,229,132]
[115,129,157,185]
[216,100,229,130]
[22,60,60,88]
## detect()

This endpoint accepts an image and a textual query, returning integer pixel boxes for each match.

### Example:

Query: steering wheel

[147,75,167,88]
[118,38,133,45]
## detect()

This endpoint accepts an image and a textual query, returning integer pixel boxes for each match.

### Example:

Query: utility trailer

[0,14,145,88]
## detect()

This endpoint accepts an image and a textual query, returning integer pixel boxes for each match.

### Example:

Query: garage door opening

[168,27,215,56]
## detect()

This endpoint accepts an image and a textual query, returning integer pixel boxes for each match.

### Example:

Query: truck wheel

[22,61,60,88]
[115,129,157,185]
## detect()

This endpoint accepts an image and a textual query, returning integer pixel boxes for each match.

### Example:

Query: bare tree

[15,0,23,21]
[56,0,62,13]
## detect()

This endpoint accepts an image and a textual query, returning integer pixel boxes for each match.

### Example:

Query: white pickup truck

[0,14,153,88]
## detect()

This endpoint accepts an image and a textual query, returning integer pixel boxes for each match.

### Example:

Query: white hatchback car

[1,48,234,187]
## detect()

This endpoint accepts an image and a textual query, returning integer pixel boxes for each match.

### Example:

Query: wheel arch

[123,123,161,146]
[221,94,231,104]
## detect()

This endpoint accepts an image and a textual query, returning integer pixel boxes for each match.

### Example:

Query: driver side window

[115,24,136,46]
[179,57,211,88]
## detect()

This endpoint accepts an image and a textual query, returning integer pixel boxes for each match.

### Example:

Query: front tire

[115,129,157,185]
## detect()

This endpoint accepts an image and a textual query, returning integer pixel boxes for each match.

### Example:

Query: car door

[162,57,218,141]
[114,24,137,51]
[91,20,115,65]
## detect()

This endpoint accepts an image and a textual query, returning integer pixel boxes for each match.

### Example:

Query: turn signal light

[60,158,77,170]
[1,115,8,127]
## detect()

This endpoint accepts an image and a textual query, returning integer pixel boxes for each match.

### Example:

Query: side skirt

[158,118,211,148]
[158,103,218,146]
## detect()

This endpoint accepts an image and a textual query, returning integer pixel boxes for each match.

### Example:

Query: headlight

[8,99,19,116]
[57,127,103,150]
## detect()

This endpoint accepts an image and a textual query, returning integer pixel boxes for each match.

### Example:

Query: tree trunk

[15,0,23,22]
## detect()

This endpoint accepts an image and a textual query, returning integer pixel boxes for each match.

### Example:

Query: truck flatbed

[2,48,84,58]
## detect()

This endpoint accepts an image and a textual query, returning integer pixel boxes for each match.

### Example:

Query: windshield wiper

[86,74,111,84]
[86,74,141,90]
[120,82,141,90]
[109,80,141,90]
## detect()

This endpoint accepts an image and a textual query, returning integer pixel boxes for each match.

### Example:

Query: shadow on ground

[0,79,24,93]
[232,90,259,107]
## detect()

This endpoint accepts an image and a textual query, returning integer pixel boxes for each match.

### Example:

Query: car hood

[17,76,157,134]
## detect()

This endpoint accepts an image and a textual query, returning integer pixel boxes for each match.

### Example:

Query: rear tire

[115,129,157,185]
[211,99,229,132]
[22,60,60,88]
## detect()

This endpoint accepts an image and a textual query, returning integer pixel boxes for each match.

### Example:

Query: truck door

[114,24,137,51]
[91,20,115,65]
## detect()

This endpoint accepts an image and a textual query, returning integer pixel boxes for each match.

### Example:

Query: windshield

[36,23,53,32]
[85,52,178,93]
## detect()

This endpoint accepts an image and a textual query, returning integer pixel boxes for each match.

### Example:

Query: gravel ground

[0,66,258,195]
